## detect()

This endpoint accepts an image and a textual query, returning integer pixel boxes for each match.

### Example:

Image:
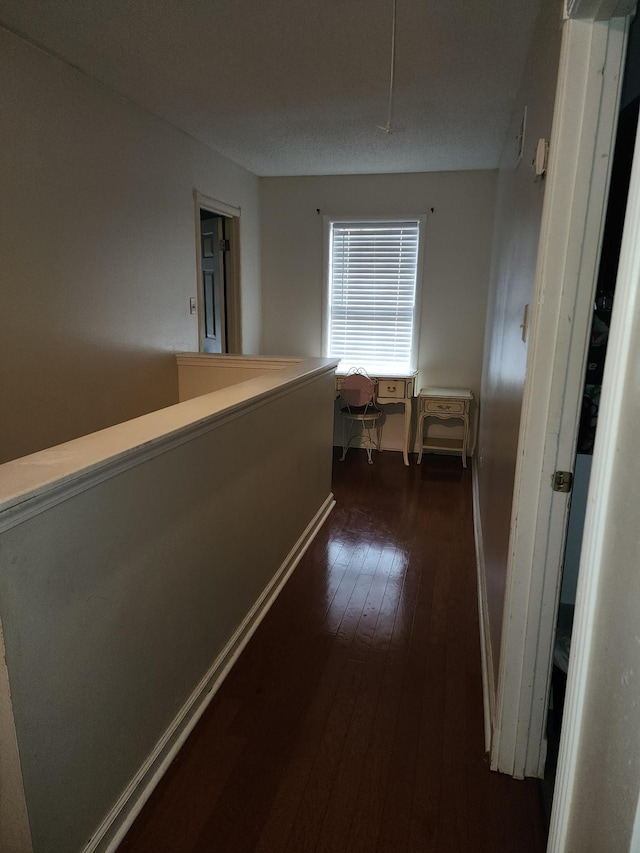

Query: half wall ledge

[0,354,338,853]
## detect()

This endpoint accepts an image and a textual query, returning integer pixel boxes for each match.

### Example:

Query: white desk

[336,372,417,466]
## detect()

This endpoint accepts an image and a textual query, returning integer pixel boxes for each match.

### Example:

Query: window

[324,217,424,374]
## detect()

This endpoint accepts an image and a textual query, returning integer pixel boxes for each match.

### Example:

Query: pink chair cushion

[340,373,376,408]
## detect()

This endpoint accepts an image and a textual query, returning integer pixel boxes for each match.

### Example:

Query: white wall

[477,0,563,687]
[260,172,496,451]
[0,27,262,464]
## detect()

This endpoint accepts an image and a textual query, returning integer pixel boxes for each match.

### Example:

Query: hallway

[119,451,546,852]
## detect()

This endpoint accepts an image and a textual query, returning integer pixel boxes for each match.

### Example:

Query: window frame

[322,214,427,375]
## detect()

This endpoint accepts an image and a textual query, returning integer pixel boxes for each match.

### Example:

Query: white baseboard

[471,460,495,753]
[84,493,336,853]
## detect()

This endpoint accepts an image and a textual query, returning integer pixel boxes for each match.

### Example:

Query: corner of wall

[0,619,33,853]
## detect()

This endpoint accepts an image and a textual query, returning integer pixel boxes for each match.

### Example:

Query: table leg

[401,399,410,466]
[461,414,469,468]
[417,413,425,464]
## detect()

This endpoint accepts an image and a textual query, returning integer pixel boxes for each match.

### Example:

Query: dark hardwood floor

[119,450,546,853]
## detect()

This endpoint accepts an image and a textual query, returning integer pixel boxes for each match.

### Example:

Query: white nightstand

[417,388,474,467]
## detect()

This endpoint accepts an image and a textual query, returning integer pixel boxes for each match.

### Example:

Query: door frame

[194,191,242,354]
[548,82,640,853]
[491,7,632,778]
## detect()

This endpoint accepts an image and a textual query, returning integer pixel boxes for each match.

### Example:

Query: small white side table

[417,388,474,467]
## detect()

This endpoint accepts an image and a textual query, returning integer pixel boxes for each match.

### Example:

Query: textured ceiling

[0,0,541,176]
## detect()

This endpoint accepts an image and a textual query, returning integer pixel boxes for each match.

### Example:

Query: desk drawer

[377,379,407,398]
[422,398,466,414]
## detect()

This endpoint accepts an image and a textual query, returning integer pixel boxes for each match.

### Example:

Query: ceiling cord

[378,0,397,134]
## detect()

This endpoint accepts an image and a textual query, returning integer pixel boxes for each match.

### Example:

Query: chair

[338,370,382,464]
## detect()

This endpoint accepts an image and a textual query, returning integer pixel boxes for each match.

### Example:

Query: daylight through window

[326,219,422,373]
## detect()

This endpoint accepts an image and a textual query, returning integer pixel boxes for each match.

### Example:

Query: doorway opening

[199,210,228,354]
[194,192,242,354]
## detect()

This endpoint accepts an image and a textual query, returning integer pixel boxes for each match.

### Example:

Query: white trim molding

[193,190,241,219]
[472,457,495,753]
[175,353,302,370]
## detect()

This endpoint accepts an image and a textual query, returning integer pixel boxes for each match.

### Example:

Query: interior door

[490,13,630,779]
[199,212,227,354]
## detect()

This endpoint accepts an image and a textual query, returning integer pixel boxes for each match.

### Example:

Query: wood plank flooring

[119,451,546,853]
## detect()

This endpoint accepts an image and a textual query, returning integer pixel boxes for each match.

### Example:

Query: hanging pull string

[378,0,397,133]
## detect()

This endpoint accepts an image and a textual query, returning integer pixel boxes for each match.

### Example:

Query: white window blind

[327,219,420,373]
